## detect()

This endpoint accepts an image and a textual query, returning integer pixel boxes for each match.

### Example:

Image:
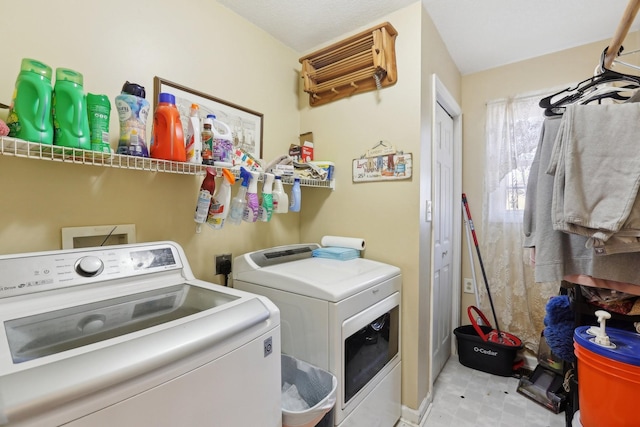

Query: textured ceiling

[216,0,640,75]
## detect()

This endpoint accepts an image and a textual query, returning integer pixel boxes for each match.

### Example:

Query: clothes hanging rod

[604,0,640,68]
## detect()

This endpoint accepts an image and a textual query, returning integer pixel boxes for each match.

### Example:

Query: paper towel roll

[321,235,366,251]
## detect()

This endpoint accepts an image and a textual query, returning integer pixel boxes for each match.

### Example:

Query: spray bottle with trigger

[207,168,235,230]
[258,173,275,222]
[243,169,260,223]
[194,167,216,233]
[228,167,252,225]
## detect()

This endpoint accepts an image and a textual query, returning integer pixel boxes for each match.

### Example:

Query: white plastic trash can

[281,354,337,427]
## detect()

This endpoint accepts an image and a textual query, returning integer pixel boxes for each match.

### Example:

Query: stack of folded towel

[312,246,360,260]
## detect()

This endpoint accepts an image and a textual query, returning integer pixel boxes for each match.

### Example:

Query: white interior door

[431,102,455,380]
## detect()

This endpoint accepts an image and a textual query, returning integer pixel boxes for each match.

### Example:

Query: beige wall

[299,2,461,412]
[0,0,304,284]
[460,32,640,314]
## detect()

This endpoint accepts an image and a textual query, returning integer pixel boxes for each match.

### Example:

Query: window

[485,91,547,223]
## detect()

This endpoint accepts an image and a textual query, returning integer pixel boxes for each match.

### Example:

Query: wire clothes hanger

[611,47,640,71]
[539,46,640,116]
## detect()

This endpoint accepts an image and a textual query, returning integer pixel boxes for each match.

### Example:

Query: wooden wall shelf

[299,22,398,107]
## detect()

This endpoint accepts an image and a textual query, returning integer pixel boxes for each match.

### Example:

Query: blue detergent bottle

[289,177,302,212]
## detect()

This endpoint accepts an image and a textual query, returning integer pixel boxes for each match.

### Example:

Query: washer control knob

[76,256,104,277]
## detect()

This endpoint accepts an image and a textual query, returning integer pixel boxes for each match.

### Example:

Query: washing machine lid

[234,244,401,301]
[0,242,277,370]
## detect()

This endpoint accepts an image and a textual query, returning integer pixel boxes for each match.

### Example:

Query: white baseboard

[396,391,432,427]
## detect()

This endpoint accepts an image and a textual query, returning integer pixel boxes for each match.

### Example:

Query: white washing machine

[0,241,281,427]
[233,243,402,427]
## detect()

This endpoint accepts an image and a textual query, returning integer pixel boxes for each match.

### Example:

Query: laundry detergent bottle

[86,93,111,153]
[228,167,251,225]
[115,82,150,157]
[243,170,260,223]
[52,68,91,150]
[185,103,202,164]
[207,168,235,229]
[6,58,54,144]
[212,115,234,167]
[151,93,186,162]
[258,172,275,222]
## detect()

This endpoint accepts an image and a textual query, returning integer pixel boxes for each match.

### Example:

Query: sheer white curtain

[480,91,558,353]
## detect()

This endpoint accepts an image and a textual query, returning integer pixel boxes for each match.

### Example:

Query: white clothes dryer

[0,241,281,427]
[233,243,401,427]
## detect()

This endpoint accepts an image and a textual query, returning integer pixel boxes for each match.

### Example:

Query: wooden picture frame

[153,77,263,159]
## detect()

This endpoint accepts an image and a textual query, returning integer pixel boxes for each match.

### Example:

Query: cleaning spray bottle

[194,167,216,233]
[201,116,214,165]
[272,175,289,214]
[207,168,235,229]
[243,170,260,223]
[185,103,202,164]
[258,173,275,222]
[228,167,252,225]
[289,176,302,212]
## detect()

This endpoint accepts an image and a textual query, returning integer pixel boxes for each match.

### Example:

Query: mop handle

[461,193,502,337]
[462,206,481,308]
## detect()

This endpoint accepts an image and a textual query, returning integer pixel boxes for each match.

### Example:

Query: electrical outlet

[463,278,474,294]
[215,254,232,275]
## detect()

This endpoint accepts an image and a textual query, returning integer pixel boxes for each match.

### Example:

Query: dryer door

[342,292,400,404]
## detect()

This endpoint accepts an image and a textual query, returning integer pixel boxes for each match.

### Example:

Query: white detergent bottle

[258,173,275,222]
[207,168,235,229]
[212,115,234,167]
[243,170,260,223]
[228,167,252,225]
[272,175,289,214]
[185,103,202,163]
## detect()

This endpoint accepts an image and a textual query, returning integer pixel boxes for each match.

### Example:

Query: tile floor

[422,356,567,427]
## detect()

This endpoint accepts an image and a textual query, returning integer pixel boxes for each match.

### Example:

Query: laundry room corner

[298,2,462,422]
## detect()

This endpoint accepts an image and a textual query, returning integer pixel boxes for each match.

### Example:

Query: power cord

[218,259,232,286]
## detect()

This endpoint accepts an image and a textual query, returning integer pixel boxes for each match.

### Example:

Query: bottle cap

[21,58,52,80]
[121,81,146,98]
[87,93,111,108]
[158,92,176,104]
[221,168,236,184]
[207,114,216,120]
[240,167,252,188]
[56,68,83,86]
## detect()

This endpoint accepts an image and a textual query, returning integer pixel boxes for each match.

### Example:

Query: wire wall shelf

[0,136,334,189]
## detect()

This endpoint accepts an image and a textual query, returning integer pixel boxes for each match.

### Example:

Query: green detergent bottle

[53,68,91,150]
[86,93,111,153]
[6,58,54,144]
